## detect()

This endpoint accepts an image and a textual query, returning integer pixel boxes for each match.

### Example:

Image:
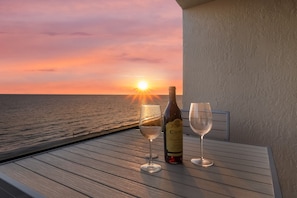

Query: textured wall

[181,0,297,196]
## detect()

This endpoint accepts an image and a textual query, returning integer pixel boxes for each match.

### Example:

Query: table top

[0,128,281,198]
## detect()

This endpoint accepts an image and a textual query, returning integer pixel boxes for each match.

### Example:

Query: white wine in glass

[189,103,214,167]
[139,105,162,173]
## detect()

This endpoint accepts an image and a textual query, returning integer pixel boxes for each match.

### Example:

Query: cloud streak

[41,32,93,36]
[26,69,57,72]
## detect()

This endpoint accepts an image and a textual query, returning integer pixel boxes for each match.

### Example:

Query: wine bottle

[163,86,183,164]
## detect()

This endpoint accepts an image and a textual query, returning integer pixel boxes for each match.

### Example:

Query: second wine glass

[189,102,214,167]
[139,105,162,173]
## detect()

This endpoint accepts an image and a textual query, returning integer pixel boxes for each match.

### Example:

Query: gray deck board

[0,128,281,197]
[15,158,134,198]
[0,163,87,198]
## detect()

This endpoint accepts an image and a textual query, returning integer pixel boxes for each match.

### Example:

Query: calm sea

[0,94,182,153]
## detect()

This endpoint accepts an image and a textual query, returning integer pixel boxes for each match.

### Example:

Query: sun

[127,80,160,104]
[137,81,149,91]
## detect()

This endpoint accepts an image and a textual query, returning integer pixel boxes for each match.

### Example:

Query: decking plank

[14,157,135,198]
[0,163,87,198]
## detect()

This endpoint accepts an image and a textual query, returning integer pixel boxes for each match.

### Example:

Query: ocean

[0,94,182,153]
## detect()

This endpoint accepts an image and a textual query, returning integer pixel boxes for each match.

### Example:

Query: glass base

[191,158,214,167]
[144,153,158,159]
[140,163,161,173]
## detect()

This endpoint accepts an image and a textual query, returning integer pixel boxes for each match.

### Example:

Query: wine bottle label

[165,119,183,155]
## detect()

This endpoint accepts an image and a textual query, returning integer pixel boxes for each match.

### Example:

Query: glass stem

[200,135,204,160]
[149,139,153,165]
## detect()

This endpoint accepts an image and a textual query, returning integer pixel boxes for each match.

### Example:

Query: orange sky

[0,1,183,95]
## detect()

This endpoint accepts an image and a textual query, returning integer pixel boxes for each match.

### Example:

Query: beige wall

[181,0,297,196]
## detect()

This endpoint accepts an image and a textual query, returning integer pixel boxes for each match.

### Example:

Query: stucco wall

[181,0,297,196]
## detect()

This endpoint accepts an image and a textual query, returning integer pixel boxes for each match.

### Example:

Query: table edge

[267,147,283,198]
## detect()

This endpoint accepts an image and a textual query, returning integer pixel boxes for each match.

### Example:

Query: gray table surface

[0,128,281,198]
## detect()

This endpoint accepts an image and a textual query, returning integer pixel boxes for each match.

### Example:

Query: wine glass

[145,152,158,159]
[139,105,162,173]
[189,102,214,167]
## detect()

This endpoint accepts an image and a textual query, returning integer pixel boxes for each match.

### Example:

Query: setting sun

[127,80,161,104]
[137,81,149,91]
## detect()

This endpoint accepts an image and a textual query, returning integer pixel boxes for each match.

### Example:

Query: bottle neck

[169,87,177,103]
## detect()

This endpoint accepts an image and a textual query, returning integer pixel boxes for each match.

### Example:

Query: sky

[0,0,183,95]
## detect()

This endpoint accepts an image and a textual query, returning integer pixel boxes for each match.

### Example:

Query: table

[0,128,281,198]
